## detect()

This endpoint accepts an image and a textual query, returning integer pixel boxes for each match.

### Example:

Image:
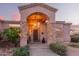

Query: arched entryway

[27,12,48,43]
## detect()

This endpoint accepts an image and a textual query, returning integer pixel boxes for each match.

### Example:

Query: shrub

[71,37,79,43]
[13,45,30,56]
[0,32,4,40]
[71,34,79,43]
[10,27,21,34]
[69,44,79,48]
[49,43,67,56]
[3,28,20,46]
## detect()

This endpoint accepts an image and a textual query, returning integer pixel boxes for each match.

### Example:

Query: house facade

[18,3,71,46]
[0,3,71,47]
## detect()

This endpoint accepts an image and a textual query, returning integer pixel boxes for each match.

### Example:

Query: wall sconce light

[45,20,49,23]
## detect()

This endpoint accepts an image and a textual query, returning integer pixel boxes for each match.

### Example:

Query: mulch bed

[0,41,20,56]
[0,41,20,48]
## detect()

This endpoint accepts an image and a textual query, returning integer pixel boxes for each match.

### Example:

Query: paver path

[29,43,58,56]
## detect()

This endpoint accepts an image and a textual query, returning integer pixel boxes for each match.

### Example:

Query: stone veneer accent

[18,3,72,46]
[18,3,57,46]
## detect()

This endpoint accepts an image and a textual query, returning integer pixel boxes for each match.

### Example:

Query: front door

[33,29,39,42]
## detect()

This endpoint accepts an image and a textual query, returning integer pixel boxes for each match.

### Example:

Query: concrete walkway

[29,43,58,56]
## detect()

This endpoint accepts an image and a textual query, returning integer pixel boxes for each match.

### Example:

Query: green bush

[0,32,4,40]
[3,28,20,46]
[10,27,21,34]
[49,43,67,56]
[71,34,79,43]
[69,44,79,48]
[13,45,30,56]
[71,37,79,43]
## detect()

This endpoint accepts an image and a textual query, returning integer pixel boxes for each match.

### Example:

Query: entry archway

[27,12,48,43]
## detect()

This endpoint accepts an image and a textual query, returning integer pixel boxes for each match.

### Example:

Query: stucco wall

[0,22,9,32]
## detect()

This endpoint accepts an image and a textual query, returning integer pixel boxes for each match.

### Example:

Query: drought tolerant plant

[71,37,79,43]
[0,32,4,40]
[71,34,79,43]
[49,42,67,56]
[10,27,21,34]
[13,45,30,56]
[3,28,20,46]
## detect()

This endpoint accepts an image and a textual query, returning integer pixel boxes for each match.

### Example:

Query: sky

[0,3,79,25]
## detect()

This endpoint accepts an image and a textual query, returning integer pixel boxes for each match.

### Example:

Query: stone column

[20,21,27,47]
[46,21,56,45]
[55,24,65,43]
[63,23,71,44]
